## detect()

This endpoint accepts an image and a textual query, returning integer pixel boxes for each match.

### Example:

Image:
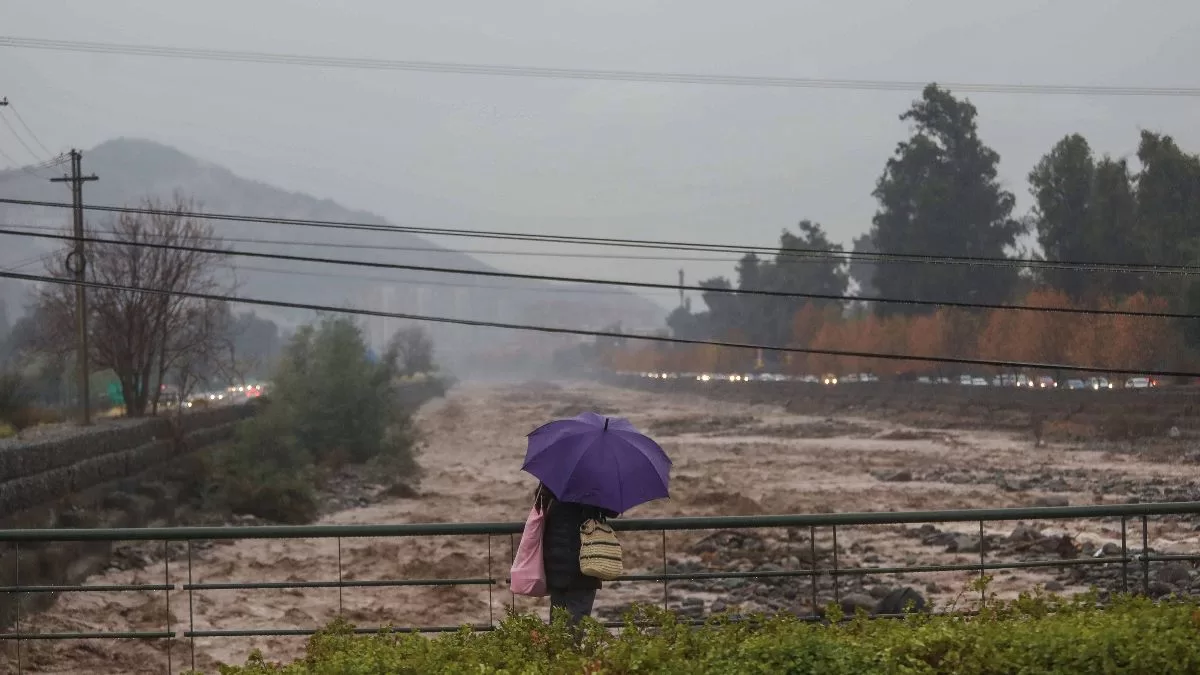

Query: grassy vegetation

[211,589,1200,674]
[0,371,63,435]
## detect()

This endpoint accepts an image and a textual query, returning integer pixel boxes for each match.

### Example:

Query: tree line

[629,83,1200,376]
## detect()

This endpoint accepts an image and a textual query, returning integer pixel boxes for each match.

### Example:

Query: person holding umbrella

[521,412,672,626]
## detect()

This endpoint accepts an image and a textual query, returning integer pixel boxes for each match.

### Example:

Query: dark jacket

[540,498,618,591]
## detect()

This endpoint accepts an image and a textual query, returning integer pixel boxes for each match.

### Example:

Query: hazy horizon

[4,0,1200,310]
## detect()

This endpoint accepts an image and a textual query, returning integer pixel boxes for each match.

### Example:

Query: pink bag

[510,506,548,597]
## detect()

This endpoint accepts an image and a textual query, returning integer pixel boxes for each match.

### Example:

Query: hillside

[0,138,665,368]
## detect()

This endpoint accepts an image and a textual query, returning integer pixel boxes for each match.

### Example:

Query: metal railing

[2,500,1199,673]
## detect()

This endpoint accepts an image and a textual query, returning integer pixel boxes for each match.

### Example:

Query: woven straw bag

[579,519,623,581]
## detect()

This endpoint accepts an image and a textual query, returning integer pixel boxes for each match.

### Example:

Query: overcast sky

[3,0,1199,307]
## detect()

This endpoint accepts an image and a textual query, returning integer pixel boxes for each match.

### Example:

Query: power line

[2,35,1198,98]
[0,197,1188,275]
[0,225,1193,320]
[5,103,55,157]
[5,266,1195,378]
[0,222,755,265]
[0,108,50,164]
[237,264,679,296]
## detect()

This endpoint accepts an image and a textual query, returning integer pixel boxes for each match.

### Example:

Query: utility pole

[50,150,98,424]
[678,269,684,309]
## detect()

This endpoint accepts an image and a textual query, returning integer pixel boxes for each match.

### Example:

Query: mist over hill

[0,138,665,372]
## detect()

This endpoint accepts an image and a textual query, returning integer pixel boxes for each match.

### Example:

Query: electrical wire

[7,266,1196,377]
[0,108,50,165]
[0,222,762,265]
[4,103,55,158]
[237,264,680,296]
[2,35,1198,98]
[0,226,1192,320]
[0,197,1188,275]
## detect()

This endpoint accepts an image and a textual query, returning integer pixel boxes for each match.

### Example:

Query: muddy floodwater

[7,381,1200,673]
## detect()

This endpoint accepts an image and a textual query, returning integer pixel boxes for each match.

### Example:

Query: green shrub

[195,320,443,524]
[212,592,1200,675]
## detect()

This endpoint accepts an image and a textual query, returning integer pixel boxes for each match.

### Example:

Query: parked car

[959,374,974,386]
[1066,379,1087,390]
[1125,376,1156,389]
[843,373,860,383]
[917,376,933,384]
[1036,376,1057,389]
[971,377,988,386]
[1089,377,1113,390]
[822,374,838,385]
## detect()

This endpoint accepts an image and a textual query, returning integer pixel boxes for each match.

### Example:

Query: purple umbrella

[522,412,671,514]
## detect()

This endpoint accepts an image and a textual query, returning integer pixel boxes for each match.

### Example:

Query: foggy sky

[3,0,1199,309]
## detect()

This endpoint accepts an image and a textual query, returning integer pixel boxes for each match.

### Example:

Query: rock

[1008,524,1042,543]
[1034,495,1070,508]
[382,482,420,499]
[868,585,892,599]
[681,596,704,607]
[875,587,927,615]
[863,553,881,564]
[839,593,876,616]
[946,534,982,553]
[1156,563,1192,587]
[925,582,941,594]
[881,470,913,483]
[1043,581,1066,592]
[710,600,728,614]
[1096,543,1122,557]
[1148,581,1175,598]
[780,556,800,569]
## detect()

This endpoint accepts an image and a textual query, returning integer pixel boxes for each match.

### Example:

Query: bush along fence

[1,501,1200,672]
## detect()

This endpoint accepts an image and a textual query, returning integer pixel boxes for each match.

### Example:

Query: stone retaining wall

[0,405,258,631]
[0,405,254,518]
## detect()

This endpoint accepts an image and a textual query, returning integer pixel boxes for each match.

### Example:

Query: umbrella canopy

[522,412,671,514]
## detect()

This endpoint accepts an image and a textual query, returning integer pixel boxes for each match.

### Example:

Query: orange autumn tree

[903,310,949,375]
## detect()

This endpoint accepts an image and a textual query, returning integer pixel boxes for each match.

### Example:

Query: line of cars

[626,371,1160,390]
[922,374,1158,390]
[183,383,268,409]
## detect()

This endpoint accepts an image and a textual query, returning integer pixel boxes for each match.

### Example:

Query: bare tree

[36,194,235,416]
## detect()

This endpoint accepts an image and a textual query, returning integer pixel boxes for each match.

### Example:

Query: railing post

[486,536,494,628]
[1120,517,1129,594]
[336,538,344,616]
[978,520,986,604]
[1141,515,1150,595]
[808,527,818,618]
[831,525,839,609]
[187,540,196,672]
[164,540,172,675]
[661,530,668,611]
[14,541,20,675]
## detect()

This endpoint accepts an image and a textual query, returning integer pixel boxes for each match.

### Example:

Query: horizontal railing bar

[1143,553,1200,563]
[0,583,173,594]
[183,578,494,591]
[837,556,1131,576]
[2,500,1198,542]
[184,625,492,638]
[0,630,174,640]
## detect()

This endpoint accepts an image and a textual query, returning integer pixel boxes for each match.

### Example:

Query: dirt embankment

[7,381,1200,674]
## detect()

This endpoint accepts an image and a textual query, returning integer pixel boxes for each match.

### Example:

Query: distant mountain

[0,138,665,370]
